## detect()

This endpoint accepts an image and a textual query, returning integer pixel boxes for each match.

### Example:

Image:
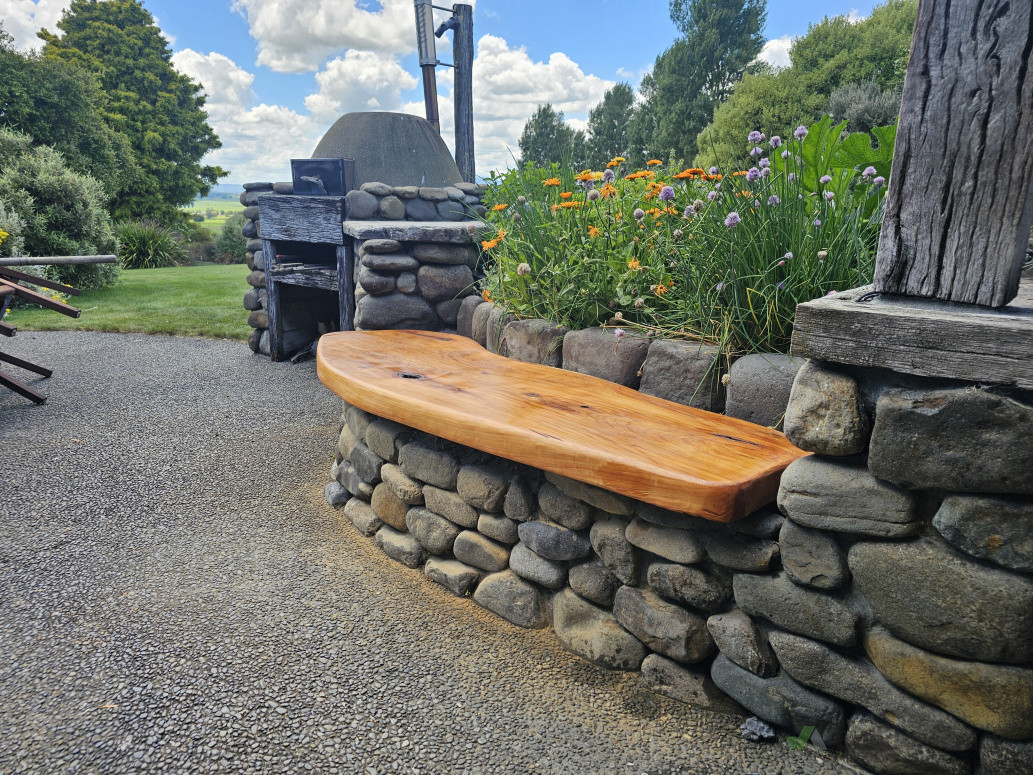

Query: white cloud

[469,34,614,172]
[172,49,320,182]
[846,9,865,24]
[304,50,418,121]
[757,35,793,69]
[0,0,70,50]
[231,0,414,73]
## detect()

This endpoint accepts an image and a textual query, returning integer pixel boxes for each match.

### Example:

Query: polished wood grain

[317,330,807,522]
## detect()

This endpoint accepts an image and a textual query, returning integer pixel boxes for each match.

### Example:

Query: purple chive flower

[820,175,833,184]
[873,176,886,187]
[758,157,770,168]
[777,281,786,290]
[753,199,760,207]
[602,169,615,184]
[826,290,836,296]
[778,260,786,266]
[714,182,722,191]
[659,185,675,201]
[788,172,796,182]
[825,191,835,201]
[707,190,718,202]
[683,206,695,218]
[862,166,877,178]
[767,195,780,206]
[746,167,760,182]
[794,125,808,140]
[633,208,645,220]
[715,282,726,291]
[709,166,719,176]
[748,130,763,144]
[813,218,822,227]
[784,252,793,259]
[761,167,771,177]
[769,136,782,148]
[781,150,790,159]
[614,328,625,338]
[724,212,741,229]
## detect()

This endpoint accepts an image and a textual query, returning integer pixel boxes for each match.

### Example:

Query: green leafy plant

[116,220,186,269]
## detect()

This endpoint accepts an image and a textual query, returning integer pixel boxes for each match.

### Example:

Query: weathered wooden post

[453,3,475,182]
[873,0,1033,308]
[792,0,1033,387]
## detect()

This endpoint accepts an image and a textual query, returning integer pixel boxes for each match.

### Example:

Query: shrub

[214,211,248,264]
[481,116,893,356]
[0,128,119,290]
[827,80,902,134]
[116,220,186,269]
[0,200,26,258]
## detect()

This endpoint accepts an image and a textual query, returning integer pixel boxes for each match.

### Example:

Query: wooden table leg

[0,369,47,404]
[0,350,53,377]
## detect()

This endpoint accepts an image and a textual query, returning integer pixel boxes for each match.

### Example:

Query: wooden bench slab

[317,331,808,522]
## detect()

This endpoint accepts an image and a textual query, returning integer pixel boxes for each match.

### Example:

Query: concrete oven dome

[311,112,464,188]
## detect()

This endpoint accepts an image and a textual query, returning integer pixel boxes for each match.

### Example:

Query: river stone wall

[352,237,478,332]
[457,298,804,430]
[324,362,1033,774]
[344,182,486,222]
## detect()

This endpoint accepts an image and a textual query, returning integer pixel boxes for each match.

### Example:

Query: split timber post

[792,0,1033,388]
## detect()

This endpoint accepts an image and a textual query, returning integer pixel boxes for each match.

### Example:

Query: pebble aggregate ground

[0,332,861,775]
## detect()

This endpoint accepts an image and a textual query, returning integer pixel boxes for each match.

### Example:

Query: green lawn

[185,200,244,231]
[8,264,251,340]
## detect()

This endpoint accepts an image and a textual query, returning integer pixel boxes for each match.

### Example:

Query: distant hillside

[193,183,243,204]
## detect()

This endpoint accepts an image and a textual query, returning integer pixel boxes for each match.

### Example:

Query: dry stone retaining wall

[325,360,1033,775]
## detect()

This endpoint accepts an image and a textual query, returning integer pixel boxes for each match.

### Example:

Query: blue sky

[3,1,878,182]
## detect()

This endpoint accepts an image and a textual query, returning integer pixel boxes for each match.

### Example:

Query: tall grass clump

[117,220,186,269]
[480,116,893,356]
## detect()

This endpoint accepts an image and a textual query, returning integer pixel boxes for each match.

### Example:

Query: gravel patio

[0,331,855,774]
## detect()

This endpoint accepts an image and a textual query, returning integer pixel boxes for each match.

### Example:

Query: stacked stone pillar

[732,361,1033,774]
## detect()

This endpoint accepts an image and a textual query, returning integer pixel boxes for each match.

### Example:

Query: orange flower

[732,170,748,177]
[606,160,621,168]
[645,207,661,217]
[588,226,601,238]
[560,191,572,199]
[573,170,595,182]
[627,259,641,270]
[480,228,506,250]
[647,159,663,166]
[673,169,699,180]
[655,284,669,296]
[492,203,508,211]
[600,183,618,199]
[543,177,561,187]
[482,289,492,301]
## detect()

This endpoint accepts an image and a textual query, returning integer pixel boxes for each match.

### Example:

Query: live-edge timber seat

[317,330,808,523]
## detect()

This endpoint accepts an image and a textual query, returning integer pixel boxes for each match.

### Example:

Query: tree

[694,0,917,166]
[40,0,225,221]
[518,104,587,168]
[585,83,635,169]
[0,26,140,204]
[631,0,767,164]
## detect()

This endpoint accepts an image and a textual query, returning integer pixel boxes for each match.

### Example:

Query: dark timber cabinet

[258,194,353,361]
